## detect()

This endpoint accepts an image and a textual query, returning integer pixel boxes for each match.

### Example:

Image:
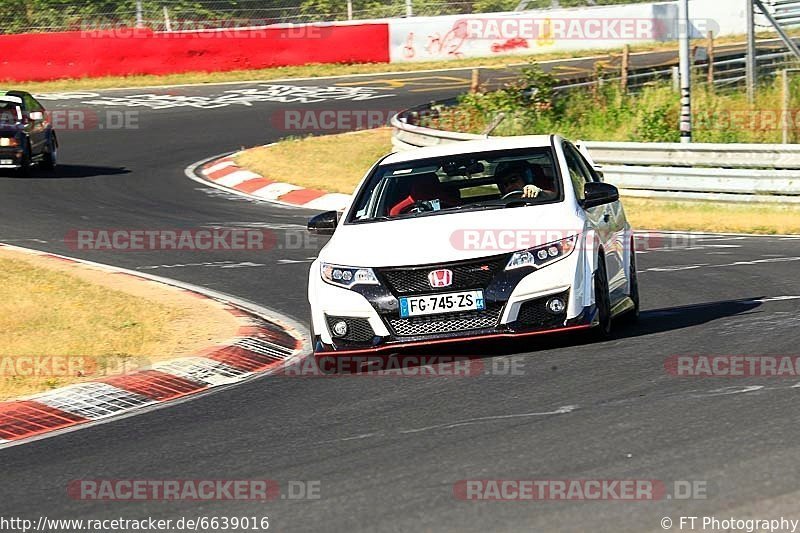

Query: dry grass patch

[236,128,393,195]
[623,198,800,234]
[0,249,240,400]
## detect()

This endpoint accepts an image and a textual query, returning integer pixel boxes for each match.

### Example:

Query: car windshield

[348,147,561,223]
[0,102,22,127]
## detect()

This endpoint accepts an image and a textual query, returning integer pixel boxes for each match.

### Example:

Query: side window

[29,96,44,113]
[23,95,43,120]
[575,149,601,182]
[563,143,591,201]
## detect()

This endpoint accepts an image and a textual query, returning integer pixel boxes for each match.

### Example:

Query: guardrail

[391,110,800,204]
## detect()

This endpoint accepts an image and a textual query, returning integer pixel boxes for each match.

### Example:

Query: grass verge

[235,128,393,194]
[0,248,240,400]
[234,128,800,234]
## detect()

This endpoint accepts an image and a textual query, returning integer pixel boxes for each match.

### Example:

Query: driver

[495,161,543,199]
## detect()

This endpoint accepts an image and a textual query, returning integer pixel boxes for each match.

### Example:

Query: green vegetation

[437,66,800,143]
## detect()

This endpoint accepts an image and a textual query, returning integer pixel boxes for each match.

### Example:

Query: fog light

[546,297,566,314]
[332,320,348,337]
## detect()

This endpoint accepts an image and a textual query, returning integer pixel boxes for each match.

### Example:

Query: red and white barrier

[0,23,389,82]
[0,0,747,82]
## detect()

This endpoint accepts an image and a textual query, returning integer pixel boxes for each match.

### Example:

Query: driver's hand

[522,185,542,198]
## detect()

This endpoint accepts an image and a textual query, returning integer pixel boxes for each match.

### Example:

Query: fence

[0,0,648,34]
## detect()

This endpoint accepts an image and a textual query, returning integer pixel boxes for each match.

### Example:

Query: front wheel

[591,257,612,340]
[16,142,32,177]
[620,248,640,324]
[41,136,57,171]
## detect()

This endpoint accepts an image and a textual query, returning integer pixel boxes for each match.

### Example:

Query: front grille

[515,291,569,328]
[387,303,503,337]
[325,316,376,344]
[376,255,510,296]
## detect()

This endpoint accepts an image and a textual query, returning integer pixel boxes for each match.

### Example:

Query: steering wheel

[501,190,524,199]
[401,200,435,214]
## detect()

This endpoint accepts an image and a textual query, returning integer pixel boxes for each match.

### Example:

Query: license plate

[0,159,12,165]
[399,290,485,318]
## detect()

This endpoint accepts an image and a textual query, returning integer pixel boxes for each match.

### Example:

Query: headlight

[506,234,578,271]
[0,137,19,147]
[321,263,380,288]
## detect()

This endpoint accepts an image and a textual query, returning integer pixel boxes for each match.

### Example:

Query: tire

[591,256,612,340]
[16,142,32,178]
[620,247,640,324]
[41,135,57,171]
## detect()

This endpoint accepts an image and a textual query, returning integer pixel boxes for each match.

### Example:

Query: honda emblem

[428,269,453,288]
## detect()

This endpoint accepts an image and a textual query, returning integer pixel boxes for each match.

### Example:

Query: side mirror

[582,182,619,209]
[307,210,339,235]
[28,111,44,121]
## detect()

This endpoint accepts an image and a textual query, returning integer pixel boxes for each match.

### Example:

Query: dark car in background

[0,90,57,176]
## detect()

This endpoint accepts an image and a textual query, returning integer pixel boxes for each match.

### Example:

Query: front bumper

[310,249,593,354]
[0,148,24,169]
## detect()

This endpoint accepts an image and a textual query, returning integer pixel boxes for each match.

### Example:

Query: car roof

[381,135,558,165]
[0,90,29,104]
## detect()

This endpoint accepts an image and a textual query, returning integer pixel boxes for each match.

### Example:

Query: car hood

[0,125,23,134]
[320,203,585,268]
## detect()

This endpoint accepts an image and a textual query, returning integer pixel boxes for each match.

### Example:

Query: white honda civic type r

[307,135,639,355]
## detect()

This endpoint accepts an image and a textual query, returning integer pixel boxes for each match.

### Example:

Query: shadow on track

[0,165,131,179]
[305,297,765,374]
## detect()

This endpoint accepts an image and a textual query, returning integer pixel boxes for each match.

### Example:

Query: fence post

[593,62,603,102]
[707,31,715,88]
[784,69,791,144]
[135,0,143,28]
[470,68,480,93]
[163,6,172,32]
[621,45,630,93]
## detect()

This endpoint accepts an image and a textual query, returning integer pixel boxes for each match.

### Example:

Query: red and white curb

[193,152,353,211]
[0,243,310,448]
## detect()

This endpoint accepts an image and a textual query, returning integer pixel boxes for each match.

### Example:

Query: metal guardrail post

[747,0,757,103]
[782,68,800,144]
[678,0,692,143]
